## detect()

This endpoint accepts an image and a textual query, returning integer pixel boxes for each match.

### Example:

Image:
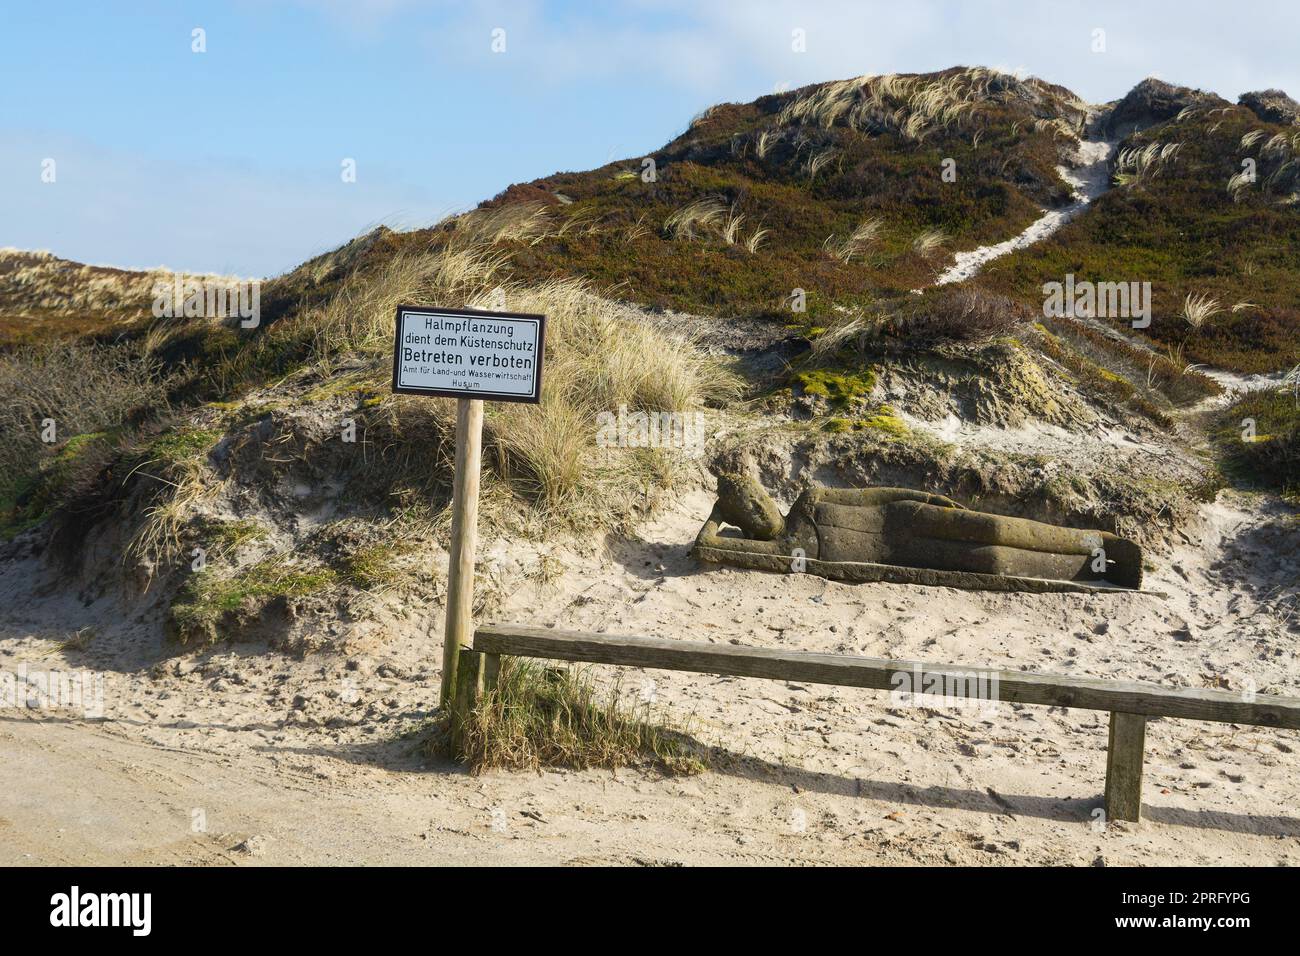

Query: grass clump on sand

[445,658,705,776]
[337,541,408,591]
[168,559,337,645]
[1213,386,1300,497]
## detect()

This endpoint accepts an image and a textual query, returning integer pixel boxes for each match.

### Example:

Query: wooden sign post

[442,397,483,706]
[391,304,546,708]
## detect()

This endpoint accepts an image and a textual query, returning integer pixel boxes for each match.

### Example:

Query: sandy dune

[2,481,1297,866]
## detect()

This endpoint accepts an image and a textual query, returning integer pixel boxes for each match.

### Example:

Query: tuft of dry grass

[125,428,228,575]
[911,228,949,257]
[1241,129,1267,150]
[302,241,508,361]
[446,657,705,775]
[1181,292,1224,329]
[809,310,885,360]
[824,218,883,263]
[804,146,838,179]
[453,202,552,246]
[663,197,729,240]
[1115,140,1182,187]
[721,205,746,245]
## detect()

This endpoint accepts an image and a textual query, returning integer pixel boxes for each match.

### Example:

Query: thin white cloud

[395,0,1300,105]
[0,132,448,277]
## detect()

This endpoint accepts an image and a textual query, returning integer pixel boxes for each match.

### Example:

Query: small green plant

[196,517,268,555]
[339,542,407,591]
[145,427,222,463]
[444,658,705,776]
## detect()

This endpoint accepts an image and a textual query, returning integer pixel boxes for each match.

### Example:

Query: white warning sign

[391,305,544,403]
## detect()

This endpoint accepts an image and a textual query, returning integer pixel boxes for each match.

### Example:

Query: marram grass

[435,658,706,777]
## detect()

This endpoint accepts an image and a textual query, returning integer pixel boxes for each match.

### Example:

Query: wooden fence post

[440,398,484,708]
[1104,711,1147,822]
[483,652,501,695]
[450,647,484,760]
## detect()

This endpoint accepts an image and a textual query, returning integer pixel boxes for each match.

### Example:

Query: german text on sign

[392,305,545,403]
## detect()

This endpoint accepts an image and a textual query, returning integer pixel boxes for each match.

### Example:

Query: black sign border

[391,304,546,404]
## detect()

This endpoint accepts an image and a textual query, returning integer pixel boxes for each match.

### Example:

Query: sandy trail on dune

[933,138,1114,287]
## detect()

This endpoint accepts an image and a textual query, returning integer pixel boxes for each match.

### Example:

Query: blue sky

[3,0,1299,277]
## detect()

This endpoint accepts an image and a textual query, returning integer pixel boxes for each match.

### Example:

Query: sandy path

[3,486,1298,866]
[933,138,1115,286]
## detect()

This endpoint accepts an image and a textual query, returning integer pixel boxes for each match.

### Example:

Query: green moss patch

[823,405,910,440]
[196,517,268,554]
[338,541,408,590]
[793,367,877,405]
[1,430,119,540]
[145,427,223,463]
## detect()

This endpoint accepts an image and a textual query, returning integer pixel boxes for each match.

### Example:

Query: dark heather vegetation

[976,81,1300,374]
[412,68,1091,321]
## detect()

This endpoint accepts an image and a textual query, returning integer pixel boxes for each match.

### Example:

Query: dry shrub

[0,342,169,513]
[902,288,1030,344]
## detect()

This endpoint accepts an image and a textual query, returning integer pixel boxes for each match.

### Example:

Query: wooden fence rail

[466,624,1300,823]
